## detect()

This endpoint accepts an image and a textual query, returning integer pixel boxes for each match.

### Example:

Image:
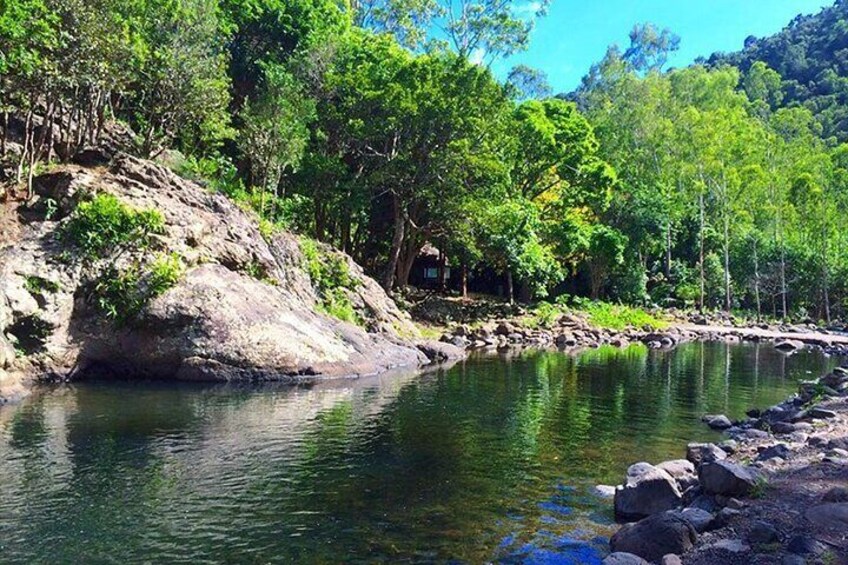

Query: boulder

[686,443,727,466]
[757,443,791,462]
[748,520,780,544]
[804,503,848,530]
[656,459,698,491]
[808,406,837,420]
[702,414,733,430]
[675,507,714,533]
[416,340,466,363]
[614,463,683,520]
[698,461,758,497]
[609,511,697,562]
[660,555,682,565]
[775,339,804,352]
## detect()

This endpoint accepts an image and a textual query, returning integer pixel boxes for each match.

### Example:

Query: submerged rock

[602,553,650,565]
[702,414,733,430]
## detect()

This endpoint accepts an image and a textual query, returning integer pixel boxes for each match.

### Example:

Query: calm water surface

[0,342,836,564]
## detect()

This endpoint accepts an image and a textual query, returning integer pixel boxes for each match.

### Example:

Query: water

[0,342,836,564]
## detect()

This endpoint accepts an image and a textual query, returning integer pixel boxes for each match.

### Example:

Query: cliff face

[0,153,460,402]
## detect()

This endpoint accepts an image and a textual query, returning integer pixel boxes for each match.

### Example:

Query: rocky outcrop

[1,154,456,401]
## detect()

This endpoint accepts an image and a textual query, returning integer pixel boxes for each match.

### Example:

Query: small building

[409,243,451,289]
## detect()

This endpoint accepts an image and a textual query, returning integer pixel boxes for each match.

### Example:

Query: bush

[300,237,361,324]
[64,194,165,259]
[94,253,183,324]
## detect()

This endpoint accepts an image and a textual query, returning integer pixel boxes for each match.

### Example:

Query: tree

[238,62,315,216]
[506,64,552,100]
[623,22,680,73]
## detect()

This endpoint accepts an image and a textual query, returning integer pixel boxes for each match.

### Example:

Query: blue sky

[494,0,834,93]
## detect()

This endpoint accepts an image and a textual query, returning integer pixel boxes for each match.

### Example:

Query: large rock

[701,414,733,430]
[0,154,454,394]
[698,461,758,496]
[609,511,697,562]
[656,459,698,491]
[614,463,682,520]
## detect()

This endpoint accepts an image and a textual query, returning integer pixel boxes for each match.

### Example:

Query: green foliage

[577,300,668,331]
[300,237,360,324]
[63,194,165,260]
[23,275,59,295]
[94,253,183,324]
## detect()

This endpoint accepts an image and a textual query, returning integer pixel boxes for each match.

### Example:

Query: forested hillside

[707,0,848,142]
[1,0,847,322]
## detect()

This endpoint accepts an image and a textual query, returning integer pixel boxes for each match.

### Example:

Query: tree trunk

[437,247,446,292]
[753,239,761,322]
[383,193,404,292]
[461,262,468,299]
[723,213,731,312]
[665,221,672,279]
[822,225,831,324]
[506,271,514,305]
[698,192,705,313]
[779,230,788,320]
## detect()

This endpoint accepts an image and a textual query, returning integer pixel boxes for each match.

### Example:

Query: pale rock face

[0,153,457,400]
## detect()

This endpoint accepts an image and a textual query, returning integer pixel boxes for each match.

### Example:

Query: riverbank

[419,292,848,357]
[601,361,848,564]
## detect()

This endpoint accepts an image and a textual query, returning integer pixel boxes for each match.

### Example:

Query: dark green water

[0,342,836,564]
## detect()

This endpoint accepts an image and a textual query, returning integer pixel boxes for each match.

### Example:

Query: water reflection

[0,342,835,563]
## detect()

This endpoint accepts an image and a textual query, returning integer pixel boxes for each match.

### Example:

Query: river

[0,342,836,563]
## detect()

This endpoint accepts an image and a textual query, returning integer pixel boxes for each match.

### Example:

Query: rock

[699,461,758,496]
[703,539,750,554]
[757,443,791,461]
[771,421,813,434]
[702,414,733,429]
[748,520,780,544]
[804,503,848,530]
[688,494,719,513]
[775,339,804,352]
[786,534,826,556]
[808,406,837,420]
[609,511,697,562]
[593,485,617,499]
[0,154,446,393]
[448,336,470,348]
[656,459,698,491]
[782,555,806,565]
[717,439,738,454]
[416,340,466,362]
[822,486,848,502]
[614,463,682,520]
[714,507,742,527]
[660,554,682,565]
[676,507,714,533]
[686,443,728,466]
[602,553,650,565]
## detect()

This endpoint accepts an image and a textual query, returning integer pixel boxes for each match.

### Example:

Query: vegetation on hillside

[2,0,848,322]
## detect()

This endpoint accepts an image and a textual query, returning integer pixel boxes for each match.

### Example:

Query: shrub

[300,238,361,324]
[63,194,165,259]
[94,253,183,324]
[581,301,668,331]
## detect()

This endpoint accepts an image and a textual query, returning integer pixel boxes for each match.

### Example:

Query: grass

[527,299,668,331]
[750,475,770,499]
[24,275,60,295]
[582,301,669,331]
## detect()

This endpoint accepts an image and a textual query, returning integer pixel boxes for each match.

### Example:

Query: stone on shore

[609,511,697,562]
[686,442,727,466]
[675,507,715,533]
[775,339,804,352]
[656,459,698,491]
[602,553,650,565]
[614,463,682,520]
[698,460,758,496]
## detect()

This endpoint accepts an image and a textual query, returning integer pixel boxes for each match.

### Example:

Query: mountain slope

[707,0,848,141]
